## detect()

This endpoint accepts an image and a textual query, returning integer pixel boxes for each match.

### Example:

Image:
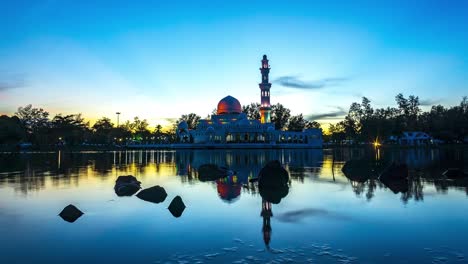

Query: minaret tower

[259,55,272,124]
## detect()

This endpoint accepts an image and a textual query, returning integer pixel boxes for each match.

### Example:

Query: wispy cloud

[162,117,178,123]
[274,76,349,90]
[306,107,347,120]
[420,98,442,106]
[0,72,26,92]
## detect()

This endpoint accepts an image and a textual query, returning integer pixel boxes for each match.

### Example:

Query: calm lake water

[0,148,467,264]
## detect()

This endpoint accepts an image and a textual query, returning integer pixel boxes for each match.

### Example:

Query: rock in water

[342,159,386,183]
[114,175,141,196]
[379,163,409,194]
[380,162,408,181]
[168,196,186,218]
[59,204,84,223]
[136,185,168,203]
[258,160,290,204]
[258,160,289,188]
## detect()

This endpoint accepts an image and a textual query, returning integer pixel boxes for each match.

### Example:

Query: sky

[1,0,467,128]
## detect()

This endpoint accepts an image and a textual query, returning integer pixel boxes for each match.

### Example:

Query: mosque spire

[259,54,272,124]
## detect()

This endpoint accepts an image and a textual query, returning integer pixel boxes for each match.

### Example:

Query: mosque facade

[176,55,323,148]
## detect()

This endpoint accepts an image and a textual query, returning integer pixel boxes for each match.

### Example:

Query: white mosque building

[176,55,323,148]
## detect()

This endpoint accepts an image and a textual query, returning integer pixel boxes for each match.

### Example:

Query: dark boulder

[259,184,289,204]
[342,159,386,183]
[198,164,235,182]
[168,196,186,218]
[379,163,409,194]
[258,160,290,204]
[136,185,167,203]
[258,160,289,188]
[380,177,409,194]
[380,163,408,181]
[114,175,141,196]
[59,204,84,223]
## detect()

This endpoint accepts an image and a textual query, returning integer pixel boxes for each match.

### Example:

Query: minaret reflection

[261,199,273,249]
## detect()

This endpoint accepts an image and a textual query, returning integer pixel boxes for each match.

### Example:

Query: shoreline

[1,143,467,153]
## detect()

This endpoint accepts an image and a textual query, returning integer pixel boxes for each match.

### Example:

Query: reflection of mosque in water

[1,148,466,200]
[174,149,323,202]
[261,200,273,248]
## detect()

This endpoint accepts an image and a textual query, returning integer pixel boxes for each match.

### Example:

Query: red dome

[217,95,242,115]
[216,181,241,202]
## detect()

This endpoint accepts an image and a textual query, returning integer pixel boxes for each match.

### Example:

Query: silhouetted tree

[271,103,291,130]
[15,104,50,144]
[177,113,201,130]
[242,103,261,120]
[92,117,114,144]
[0,115,25,144]
[50,114,89,145]
[305,120,321,129]
[287,114,306,131]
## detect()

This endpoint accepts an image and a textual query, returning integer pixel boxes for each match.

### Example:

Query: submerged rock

[114,175,141,196]
[168,196,186,217]
[136,185,167,203]
[198,164,235,182]
[59,204,84,223]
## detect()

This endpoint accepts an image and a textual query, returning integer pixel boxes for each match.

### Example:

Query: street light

[116,112,121,127]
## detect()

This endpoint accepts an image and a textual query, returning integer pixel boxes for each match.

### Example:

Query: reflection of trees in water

[433,178,468,196]
[343,146,467,202]
[349,171,468,202]
[1,148,467,200]
[349,179,380,201]
[401,176,424,203]
[366,179,377,201]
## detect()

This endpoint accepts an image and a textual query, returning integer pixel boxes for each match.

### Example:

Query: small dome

[206,126,215,132]
[267,126,275,131]
[217,95,242,115]
[178,121,188,130]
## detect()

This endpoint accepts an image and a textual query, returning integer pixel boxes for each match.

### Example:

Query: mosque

[176,55,323,148]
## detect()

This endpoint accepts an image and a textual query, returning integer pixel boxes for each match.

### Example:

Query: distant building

[391,131,433,146]
[176,55,323,148]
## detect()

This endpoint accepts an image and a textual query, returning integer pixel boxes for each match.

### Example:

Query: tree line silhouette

[0,102,317,148]
[328,94,468,144]
[0,105,173,147]
[0,94,466,148]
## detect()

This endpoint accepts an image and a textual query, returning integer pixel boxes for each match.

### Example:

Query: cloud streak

[420,98,442,106]
[162,117,178,123]
[274,76,349,90]
[0,73,26,92]
[306,107,347,120]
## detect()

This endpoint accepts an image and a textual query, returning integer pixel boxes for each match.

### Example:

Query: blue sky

[1,0,467,127]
